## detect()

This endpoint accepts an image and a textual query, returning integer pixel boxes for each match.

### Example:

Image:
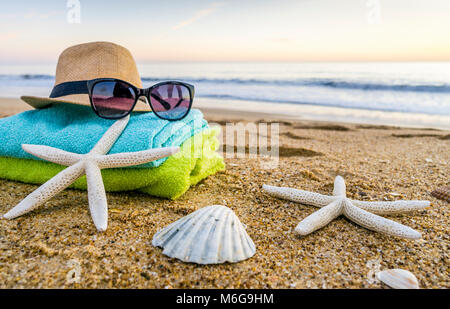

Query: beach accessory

[54,78,194,120]
[0,128,225,200]
[152,205,256,264]
[263,176,430,239]
[0,104,207,168]
[376,269,419,289]
[3,116,179,231]
[21,41,194,119]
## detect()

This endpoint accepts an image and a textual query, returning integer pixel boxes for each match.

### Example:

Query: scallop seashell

[376,269,419,289]
[431,186,450,203]
[152,205,256,264]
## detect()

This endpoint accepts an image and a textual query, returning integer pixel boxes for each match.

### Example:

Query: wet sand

[0,98,448,288]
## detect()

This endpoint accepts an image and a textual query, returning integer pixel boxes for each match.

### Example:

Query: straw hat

[21,41,148,111]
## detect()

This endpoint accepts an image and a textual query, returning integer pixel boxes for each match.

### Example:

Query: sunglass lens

[91,81,136,118]
[149,83,191,120]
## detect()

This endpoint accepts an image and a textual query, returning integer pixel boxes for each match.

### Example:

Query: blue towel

[0,103,208,168]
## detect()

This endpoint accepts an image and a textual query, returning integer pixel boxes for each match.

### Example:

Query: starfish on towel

[3,116,179,231]
[263,176,430,239]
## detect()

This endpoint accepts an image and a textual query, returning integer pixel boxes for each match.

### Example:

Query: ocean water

[1,62,449,127]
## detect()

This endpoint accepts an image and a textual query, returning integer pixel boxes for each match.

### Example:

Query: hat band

[49,80,89,98]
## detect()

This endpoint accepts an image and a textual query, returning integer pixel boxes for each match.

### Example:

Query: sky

[0,0,449,63]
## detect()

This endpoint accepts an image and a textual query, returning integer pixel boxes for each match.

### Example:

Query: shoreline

[196,98,450,130]
[2,97,450,130]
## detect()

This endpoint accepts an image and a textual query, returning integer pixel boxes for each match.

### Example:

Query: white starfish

[263,176,430,239]
[3,116,179,231]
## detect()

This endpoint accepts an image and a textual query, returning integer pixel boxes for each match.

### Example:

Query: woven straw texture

[21,41,148,111]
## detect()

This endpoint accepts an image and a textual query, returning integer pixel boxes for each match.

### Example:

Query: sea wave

[141,77,450,93]
[197,94,415,113]
[0,74,54,80]
[1,74,450,93]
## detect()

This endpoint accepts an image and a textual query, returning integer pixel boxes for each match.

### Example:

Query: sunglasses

[50,78,195,121]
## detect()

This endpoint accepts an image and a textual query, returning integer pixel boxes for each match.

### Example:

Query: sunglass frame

[86,78,195,121]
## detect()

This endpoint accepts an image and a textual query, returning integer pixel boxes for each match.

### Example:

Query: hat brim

[21,93,150,112]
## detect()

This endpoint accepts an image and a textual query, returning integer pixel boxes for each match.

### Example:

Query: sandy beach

[0,97,448,289]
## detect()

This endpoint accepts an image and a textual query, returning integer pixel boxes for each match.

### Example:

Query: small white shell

[152,205,256,264]
[376,269,419,289]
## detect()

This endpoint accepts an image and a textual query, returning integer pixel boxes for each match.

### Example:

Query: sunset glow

[0,0,449,63]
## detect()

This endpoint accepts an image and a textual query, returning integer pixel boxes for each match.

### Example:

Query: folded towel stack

[0,104,225,199]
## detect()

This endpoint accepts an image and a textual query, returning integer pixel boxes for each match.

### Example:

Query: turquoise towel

[0,128,225,199]
[0,103,208,168]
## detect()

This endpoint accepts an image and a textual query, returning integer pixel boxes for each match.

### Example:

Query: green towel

[0,127,225,200]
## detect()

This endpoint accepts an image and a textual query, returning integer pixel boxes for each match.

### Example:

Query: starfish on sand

[263,176,430,239]
[3,116,179,231]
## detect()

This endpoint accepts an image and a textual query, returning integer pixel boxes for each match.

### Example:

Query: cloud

[172,2,224,30]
